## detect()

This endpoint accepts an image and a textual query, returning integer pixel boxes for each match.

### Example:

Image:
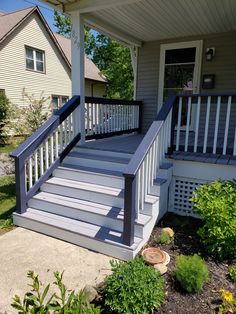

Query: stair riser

[13,214,137,260]
[28,199,144,238]
[41,183,124,208]
[74,147,132,159]
[64,156,127,172]
[53,168,124,189]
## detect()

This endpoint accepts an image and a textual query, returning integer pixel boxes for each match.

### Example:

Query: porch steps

[13,146,169,260]
[13,209,145,261]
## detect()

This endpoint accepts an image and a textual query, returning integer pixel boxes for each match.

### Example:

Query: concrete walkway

[0,228,114,313]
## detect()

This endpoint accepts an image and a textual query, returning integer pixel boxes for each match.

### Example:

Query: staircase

[13,145,171,260]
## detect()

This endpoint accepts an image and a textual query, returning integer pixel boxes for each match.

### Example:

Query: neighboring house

[0,6,107,113]
[11,0,236,261]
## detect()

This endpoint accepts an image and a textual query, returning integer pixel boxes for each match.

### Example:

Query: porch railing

[85,97,142,139]
[122,95,176,246]
[10,96,81,214]
[173,94,236,155]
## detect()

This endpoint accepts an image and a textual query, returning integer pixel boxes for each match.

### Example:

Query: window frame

[51,95,69,113]
[25,46,46,74]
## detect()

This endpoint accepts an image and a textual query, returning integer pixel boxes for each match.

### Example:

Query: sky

[0,0,57,32]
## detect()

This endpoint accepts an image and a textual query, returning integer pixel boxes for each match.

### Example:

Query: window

[52,95,69,113]
[25,46,45,73]
[0,89,5,96]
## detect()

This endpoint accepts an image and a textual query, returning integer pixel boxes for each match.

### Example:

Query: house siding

[0,12,106,111]
[136,31,236,133]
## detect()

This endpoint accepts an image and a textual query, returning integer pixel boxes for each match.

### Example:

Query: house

[0,6,107,112]
[10,0,236,260]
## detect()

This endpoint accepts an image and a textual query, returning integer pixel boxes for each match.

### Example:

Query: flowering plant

[218,289,236,314]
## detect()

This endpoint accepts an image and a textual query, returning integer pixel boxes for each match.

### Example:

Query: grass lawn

[0,137,24,154]
[0,175,15,234]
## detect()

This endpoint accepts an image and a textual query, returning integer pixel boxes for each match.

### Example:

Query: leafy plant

[11,270,100,313]
[10,88,50,137]
[174,254,209,293]
[218,289,236,314]
[102,257,165,314]
[156,228,174,245]
[0,94,10,144]
[191,180,236,260]
[229,264,236,282]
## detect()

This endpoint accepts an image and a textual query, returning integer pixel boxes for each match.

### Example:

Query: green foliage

[102,257,165,314]
[10,89,50,137]
[156,232,173,244]
[174,254,209,293]
[191,180,236,260]
[229,264,236,282]
[11,271,101,314]
[0,175,15,230]
[0,94,10,144]
[53,12,133,99]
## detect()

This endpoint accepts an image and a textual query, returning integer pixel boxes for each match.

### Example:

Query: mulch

[147,213,236,314]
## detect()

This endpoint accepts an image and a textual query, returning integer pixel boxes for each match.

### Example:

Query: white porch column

[71,11,85,144]
[130,46,138,100]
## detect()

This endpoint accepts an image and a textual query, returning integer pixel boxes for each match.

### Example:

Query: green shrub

[102,257,165,314]
[174,254,209,293]
[191,180,236,260]
[11,271,100,313]
[229,264,236,282]
[0,94,10,144]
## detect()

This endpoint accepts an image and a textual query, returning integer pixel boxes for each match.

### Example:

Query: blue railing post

[15,157,27,214]
[123,174,136,246]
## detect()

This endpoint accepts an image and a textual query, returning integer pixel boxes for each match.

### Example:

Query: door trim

[158,40,203,112]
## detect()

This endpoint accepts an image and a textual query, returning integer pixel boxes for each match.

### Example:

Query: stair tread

[68,151,130,164]
[44,177,124,197]
[76,145,133,157]
[32,191,151,226]
[59,163,123,178]
[20,208,142,249]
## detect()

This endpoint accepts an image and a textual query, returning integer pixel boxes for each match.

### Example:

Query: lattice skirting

[168,176,210,217]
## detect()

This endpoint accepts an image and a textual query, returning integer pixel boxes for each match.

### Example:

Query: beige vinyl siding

[0,13,71,109]
[136,31,236,133]
[0,12,105,113]
[85,81,106,97]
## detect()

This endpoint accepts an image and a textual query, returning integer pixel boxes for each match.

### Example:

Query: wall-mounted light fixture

[206,48,215,61]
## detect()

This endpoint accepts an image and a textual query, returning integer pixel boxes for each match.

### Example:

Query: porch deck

[83,133,144,154]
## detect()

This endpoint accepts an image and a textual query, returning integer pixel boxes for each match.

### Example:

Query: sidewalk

[0,228,114,313]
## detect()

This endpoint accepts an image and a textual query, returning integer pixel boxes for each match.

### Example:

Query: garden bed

[145,213,236,314]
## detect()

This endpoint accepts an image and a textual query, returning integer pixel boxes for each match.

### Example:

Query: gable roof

[54,33,107,82]
[0,6,106,83]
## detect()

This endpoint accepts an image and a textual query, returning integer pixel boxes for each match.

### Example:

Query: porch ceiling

[42,0,236,45]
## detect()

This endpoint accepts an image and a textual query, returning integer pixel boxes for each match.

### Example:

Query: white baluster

[233,128,236,156]
[28,157,33,189]
[50,135,54,164]
[136,169,140,219]
[213,96,221,154]
[34,151,38,182]
[140,163,145,211]
[175,97,182,151]
[203,96,211,153]
[223,96,232,155]
[60,123,63,152]
[40,145,44,175]
[55,130,59,158]
[86,103,89,135]
[194,96,201,153]
[45,139,49,170]
[68,114,72,142]
[184,97,191,152]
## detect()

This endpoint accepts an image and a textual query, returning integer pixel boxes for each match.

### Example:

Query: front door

[158,41,202,128]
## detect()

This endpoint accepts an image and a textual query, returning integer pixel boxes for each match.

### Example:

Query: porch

[10,0,236,259]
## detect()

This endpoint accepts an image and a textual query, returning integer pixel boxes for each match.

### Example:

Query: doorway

[158,40,202,128]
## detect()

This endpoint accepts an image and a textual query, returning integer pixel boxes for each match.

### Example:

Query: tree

[53,11,133,99]
[0,94,10,144]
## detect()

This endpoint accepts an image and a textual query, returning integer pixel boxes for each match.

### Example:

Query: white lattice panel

[169,176,209,217]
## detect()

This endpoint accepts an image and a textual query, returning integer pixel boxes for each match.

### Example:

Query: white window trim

[25,46,45,73]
